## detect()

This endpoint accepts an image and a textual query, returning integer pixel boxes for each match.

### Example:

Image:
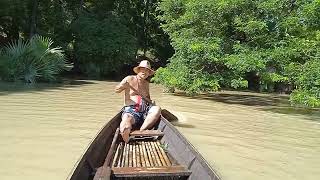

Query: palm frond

[4,39,29,59]
[0,35,70,83]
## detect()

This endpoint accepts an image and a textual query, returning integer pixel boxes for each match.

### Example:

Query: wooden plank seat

[112,166,191,177]
[111,140,191,178]
[130,130,164,137]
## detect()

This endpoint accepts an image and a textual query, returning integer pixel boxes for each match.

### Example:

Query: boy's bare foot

[121,128,130,143]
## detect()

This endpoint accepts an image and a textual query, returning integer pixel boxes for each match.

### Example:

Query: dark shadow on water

[172,91,320,121]
[0,79,96,95]
[262,106,320,119]
[173,91,289,106]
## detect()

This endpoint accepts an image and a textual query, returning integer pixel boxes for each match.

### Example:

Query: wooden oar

[161,109,178,122]
[127,83,153,104]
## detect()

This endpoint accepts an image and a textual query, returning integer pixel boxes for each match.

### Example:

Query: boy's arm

[115,76,130,93]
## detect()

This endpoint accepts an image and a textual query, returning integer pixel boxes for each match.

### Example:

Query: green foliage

[297,60,320,90]
[114,0,174,63]
[72,12,138,78]
[37,0,74,49]
[1,0,173,78]
[156,0,320,107]
[152,67,176,90]
[290,90,320,108]
[153,59,220,95]
[290,60,320,107]
[231,78,248,89]
[0,35,70,83]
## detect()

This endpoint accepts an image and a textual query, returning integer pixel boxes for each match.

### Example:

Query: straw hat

[133,60,155,75]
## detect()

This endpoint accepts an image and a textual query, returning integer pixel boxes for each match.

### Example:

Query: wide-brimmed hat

[133,60,155,75]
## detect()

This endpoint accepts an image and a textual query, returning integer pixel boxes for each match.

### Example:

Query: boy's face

[137,67,151,79]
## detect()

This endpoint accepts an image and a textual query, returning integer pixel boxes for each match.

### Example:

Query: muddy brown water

[0,80,319,180]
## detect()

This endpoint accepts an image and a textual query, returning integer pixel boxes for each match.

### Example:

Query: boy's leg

[140,106,161,130]
[120,113,134,143]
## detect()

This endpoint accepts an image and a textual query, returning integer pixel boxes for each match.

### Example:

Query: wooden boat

[68,109,221,180]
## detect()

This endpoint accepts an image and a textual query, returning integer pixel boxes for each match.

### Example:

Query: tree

[155,0,320,107]
[71,12,138,78]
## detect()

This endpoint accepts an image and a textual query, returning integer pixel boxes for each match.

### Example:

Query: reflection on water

[0,80,319,180]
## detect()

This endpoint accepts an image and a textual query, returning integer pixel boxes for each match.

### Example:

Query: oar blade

[161,109,178,122]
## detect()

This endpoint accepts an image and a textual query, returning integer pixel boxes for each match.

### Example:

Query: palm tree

[0,35,71,83]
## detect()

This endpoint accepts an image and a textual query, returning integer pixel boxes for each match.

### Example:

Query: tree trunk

[80,0,84,9]
[143,0,150,56]
[9,18,20,40]
[29,0,38,38]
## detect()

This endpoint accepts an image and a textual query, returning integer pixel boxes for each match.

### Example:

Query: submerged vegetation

[0,0,319,107]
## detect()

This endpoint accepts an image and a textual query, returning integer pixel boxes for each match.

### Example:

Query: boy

[115,60,161,143]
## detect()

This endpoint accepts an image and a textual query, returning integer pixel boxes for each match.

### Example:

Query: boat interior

[69,111,220,180]
[94,127,192,180]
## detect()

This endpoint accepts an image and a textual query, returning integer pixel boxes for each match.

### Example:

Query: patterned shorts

[121,105,152,127]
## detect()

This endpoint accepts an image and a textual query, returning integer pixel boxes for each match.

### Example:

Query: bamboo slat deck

[112,140,171,168]
[111,140,191,178]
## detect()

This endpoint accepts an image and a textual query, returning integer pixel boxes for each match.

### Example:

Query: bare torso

[123,75,150,106]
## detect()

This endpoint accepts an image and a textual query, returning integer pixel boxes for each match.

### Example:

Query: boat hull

[68,110,220,180]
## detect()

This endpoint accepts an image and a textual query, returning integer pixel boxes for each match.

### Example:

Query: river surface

[0,80,319,180]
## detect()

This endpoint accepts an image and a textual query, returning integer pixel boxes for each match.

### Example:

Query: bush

[290,90,320,108]
[0,35,70,83]
[290,60,320,108]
